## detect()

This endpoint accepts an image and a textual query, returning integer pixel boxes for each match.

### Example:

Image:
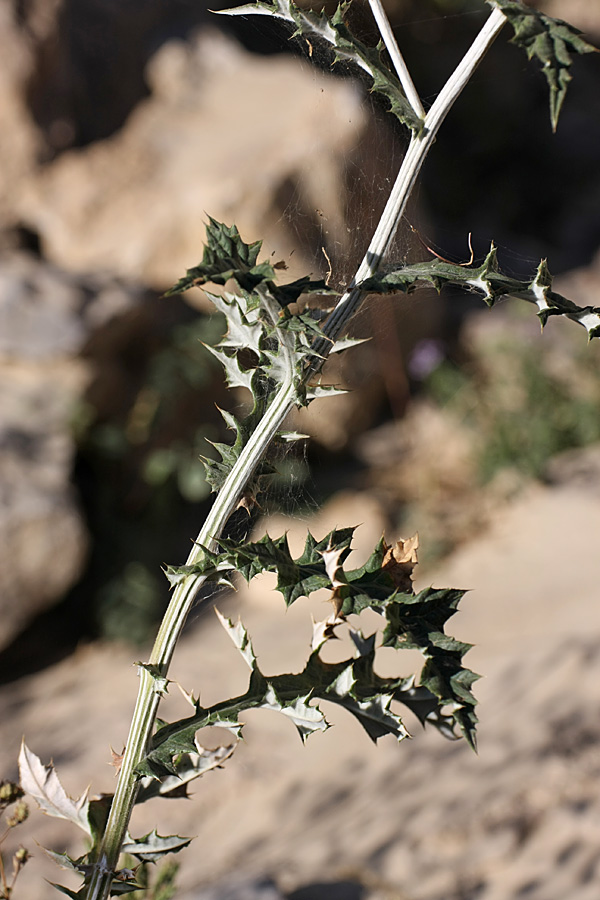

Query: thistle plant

[18,2,598,898]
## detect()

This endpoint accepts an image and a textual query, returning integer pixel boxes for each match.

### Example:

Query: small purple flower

[408,339,445,380]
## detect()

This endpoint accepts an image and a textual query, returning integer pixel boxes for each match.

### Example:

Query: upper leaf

[164,218,270,296]
[218,0,424,134]
[219,527,355,606]
[165,218,330,304]
[489,0,597,130]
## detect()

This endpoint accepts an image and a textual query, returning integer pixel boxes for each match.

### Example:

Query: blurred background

[1,1,600,898]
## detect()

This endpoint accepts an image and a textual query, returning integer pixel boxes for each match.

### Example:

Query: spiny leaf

[136,662,170,696]
[381,586,479,748]
[137,618,416,778]
[218,527,355,606]
[206,291,264,354]
[218,0,424,134]
[44,849,90,875]
[136,743,236,804]
[46,855,141,897]
[489,0,597,130]
[164,218,271,296]
[205,344,254,390]
[165,218,330,304]
[163,544,233,589]
[214,530,477,744]
[122,829,192,862]
[216,609,258,671]
[19,742,90,835]
[360,249,600,339]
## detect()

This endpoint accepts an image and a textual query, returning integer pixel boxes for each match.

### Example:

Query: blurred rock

[540,0,600,34]
[0,3,42,228]
[0,251,149,649]
[15,29,367,291]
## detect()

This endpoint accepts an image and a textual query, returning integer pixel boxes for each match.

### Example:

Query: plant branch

[84,8,506,899]
[367,0,425,118]
[309,6,507,362]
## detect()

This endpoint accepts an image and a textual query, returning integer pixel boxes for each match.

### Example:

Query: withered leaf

[381,534,419,593]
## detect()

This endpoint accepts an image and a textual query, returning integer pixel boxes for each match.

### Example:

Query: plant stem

[85,8,506,899]
[367,0,425,118]
[311,6,507,359]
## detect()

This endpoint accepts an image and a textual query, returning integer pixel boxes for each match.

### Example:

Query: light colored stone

[0,2,42,227]
[15,29,366,292]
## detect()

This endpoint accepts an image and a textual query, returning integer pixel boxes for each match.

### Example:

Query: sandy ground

[2,475,600,900]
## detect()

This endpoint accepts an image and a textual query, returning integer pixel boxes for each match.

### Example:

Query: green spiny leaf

[214,530,477,744]
[382,587,479,748]
[138,621,416,775]
[136,743,235,803]
[164,219,272,296]
[121,829,192,862]
[219,527,355,605]
[163,544,232,589]
[489,0,597,130]
[136,663,170,696]
[360,247,600,339]
[165,218,332,306]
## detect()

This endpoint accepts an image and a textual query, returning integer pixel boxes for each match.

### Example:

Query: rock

[0,3,42,229]
[15,28,368,292]
[0,252,149,649]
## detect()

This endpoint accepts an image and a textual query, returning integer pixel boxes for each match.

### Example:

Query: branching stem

[367,0,425,118]
[85,8,506,899]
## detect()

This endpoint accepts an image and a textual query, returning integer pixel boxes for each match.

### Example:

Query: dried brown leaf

[381,534,419,592]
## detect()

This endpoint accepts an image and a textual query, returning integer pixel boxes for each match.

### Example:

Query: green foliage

[488,0,597,130]
[72,309,224,643]
[165,218,330,306]
[96,563,163,646]
[160,528,478,752]
[361,251,600,339]
[163,220,340,504]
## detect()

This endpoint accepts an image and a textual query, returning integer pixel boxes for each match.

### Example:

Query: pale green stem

[85,8,506,899]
